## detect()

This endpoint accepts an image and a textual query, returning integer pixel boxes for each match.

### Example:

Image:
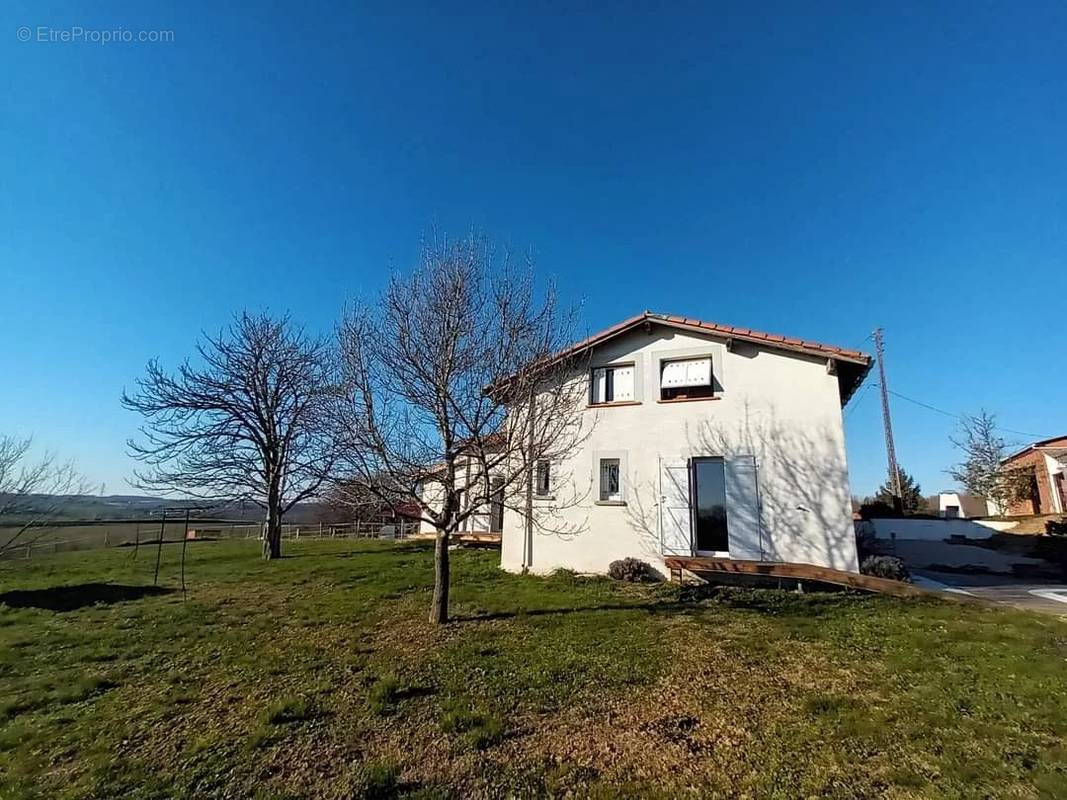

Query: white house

[936,492,989,519]
[492,312,872,576]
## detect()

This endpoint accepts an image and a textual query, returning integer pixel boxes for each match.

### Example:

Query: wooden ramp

[663,557,929,599]
[453,532,502,546]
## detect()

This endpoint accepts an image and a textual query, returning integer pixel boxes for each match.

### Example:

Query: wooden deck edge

[663,557,930,599]
[453,533,503,546]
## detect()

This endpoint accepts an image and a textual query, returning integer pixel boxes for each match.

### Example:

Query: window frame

[599,458,621,502]
[690,456,730,556]
[589,362,638,406]
[535,459,552,497]
[592,450,628,505]
[658,355,716,402]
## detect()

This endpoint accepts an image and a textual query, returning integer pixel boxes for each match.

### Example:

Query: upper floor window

[591,364,635,404]
[660,356,714,401]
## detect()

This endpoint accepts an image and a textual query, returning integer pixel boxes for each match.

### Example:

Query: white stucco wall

[863,517,1001,541]
[500,326,860,575]
[937,492,989,519]
[416,468,503,536]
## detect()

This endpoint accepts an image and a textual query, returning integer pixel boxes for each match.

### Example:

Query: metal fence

[197,520,424,541]
[0,519,424,561]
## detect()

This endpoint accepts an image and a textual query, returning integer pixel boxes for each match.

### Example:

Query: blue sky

[2,1,1065,498]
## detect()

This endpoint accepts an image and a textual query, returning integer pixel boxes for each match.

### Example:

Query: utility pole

[873,328,903,511]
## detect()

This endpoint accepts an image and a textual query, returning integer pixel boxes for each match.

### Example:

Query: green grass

[1,539,1066,798]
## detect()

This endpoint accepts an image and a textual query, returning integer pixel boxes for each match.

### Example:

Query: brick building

[1001,435,1067,516]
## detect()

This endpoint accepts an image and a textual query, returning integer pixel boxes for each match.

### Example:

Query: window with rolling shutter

[660,356,714,401]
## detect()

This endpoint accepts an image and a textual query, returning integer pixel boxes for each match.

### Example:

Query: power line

[885,389,1051,440]
[844,382,875,420]
[850,331,875,352]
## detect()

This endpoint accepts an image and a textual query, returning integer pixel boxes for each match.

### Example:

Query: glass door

[691,457,729,555]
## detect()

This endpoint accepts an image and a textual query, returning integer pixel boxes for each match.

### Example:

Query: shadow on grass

[278,540,436,559]
[450,586,877,624]
[0,583,174,612]
[450,601,688,623]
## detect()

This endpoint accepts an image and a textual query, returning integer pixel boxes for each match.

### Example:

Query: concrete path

[890,539,1044,572]
[913,569,1067,616]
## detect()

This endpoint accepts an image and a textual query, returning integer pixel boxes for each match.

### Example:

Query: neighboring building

[415,433,509,537]
[999,436,1067,516]
[487,311,871,575]
[936,492,988,519]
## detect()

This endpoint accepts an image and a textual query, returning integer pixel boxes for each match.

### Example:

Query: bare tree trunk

[429,530,450,624]
[263,483,282,560]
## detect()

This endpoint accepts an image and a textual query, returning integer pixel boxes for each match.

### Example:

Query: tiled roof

[558,311,869,364]
[1002,435,1067,464]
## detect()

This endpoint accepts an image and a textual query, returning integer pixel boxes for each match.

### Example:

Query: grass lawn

[1,540,1066,799]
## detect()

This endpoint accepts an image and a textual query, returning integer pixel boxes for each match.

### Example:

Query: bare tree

[123,312,339,559]
[949,410,1033,514]
[0,435,89,558]
[333,232,587,624]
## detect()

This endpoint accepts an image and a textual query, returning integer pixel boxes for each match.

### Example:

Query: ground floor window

[535,459,551,496]
[599,458,621,501]
[692,457,728,552]
[489,476,504,532]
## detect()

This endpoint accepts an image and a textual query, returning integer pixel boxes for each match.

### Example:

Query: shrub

[1045,519,1067,536]
[858,500,897,520]
[860,555,910,582]
[855,523,882,561]
[607,558,661,583]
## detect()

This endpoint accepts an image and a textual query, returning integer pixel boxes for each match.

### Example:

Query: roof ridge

[637,311,869,361]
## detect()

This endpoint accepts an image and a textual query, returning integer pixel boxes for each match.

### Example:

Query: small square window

[599,458,621,501]
[535,460,551,496]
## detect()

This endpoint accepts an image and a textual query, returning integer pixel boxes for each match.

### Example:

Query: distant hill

[0,494,330,524]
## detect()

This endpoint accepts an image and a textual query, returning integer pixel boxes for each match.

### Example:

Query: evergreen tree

[874,466,924,514]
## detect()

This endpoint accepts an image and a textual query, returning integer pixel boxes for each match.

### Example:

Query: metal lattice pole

[874,328,903,509]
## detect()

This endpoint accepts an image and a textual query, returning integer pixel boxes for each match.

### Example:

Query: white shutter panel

[592,368,606,403]
[613,366,634,401]
[685,358,711,386]
[660,459,691,555]
[661,358,711,388]
[725,455,763,560]
[660,361,687,388]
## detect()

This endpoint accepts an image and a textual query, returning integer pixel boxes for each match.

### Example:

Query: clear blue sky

[2,2,1065,498]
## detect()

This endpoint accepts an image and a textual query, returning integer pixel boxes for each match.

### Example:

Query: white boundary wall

[862,517,1016,542]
